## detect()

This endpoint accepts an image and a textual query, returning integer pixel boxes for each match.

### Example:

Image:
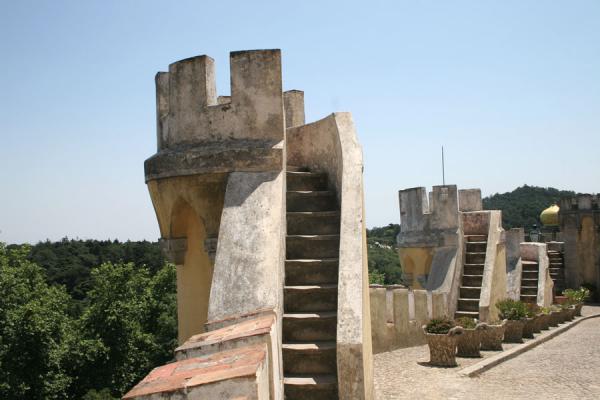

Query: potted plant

[496,299,528,343]
[455,317,482,357]
[564,287,590,316]
[523,303,540,337]
[477,320,506,351]
[538,307,551,330]
[548,305,562,326]
[423,318,463,367]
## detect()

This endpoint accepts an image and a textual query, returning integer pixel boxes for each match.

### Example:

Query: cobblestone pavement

[374,306,600,400]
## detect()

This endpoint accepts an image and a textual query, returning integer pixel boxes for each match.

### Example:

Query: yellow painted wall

[398,247,434,289]
[147,174,226,344]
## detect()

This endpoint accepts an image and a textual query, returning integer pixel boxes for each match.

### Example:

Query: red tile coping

[123,344,267,399]
[177,313,276,353]
[204,308,275,331]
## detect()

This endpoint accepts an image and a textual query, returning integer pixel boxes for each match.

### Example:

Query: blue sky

[1,1,599,243]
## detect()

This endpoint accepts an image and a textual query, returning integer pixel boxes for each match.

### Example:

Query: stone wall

[559,194,600,293]
[462,210,507,322]
[506,228,525,300]
[369,286,448,353]
[520,243,553,307]
[287,112,373,400]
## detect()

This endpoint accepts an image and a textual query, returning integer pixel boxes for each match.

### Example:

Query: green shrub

[425,318,455,334]
[455,316,477,329]
[495,298,527,320]
[563,287,590,304]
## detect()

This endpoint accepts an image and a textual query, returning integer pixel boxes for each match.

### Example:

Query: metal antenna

[442,146,445,185]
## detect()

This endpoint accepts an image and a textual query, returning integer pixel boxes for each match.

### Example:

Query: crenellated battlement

[156,50,284,150]
[398,185,459,235]
[145,50,294,181]
[458,189,482,212]
[559,194,600,212]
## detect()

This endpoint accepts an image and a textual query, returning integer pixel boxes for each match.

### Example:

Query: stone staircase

[520,260,539,303]
[455,235,487,319]
[548,250,565,296]
[283,167,339,399]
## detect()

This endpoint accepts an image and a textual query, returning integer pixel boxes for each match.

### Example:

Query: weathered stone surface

[207,171,285,322]
[503,319,525,343]
[423,326,463,367]
[123,344,269,400]
[456,328,482,357]
[287,112,373,400]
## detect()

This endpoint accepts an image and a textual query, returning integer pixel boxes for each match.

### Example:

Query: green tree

[75,262,176,397]
[0,244,74,399]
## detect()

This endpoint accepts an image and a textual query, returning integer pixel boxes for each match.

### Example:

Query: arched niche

[170,197,214,344]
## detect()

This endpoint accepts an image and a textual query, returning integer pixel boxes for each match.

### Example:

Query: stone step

[466,241,487,253]
[465,235,487,242]
[285,259,339,285]
[454,310,479,319]
[460,286,481,299]
[521,270,538,279]
[287,190,337,212]
[521,278,538,286]
[521,286,538,295]
[520,294,537,303]
[287,171,328,191]
[463,263,484,275]
[466,252,486,264]
[284,285,338,312]
[283,312,337,342]
[284,374,338,400]
[522,262,539,272]
[462,274,483,287]
[287,165,310,172]
[549,262,564,267]
[287,211,340,235]
[282,342,337,375]
[287,235,340,259]
[457,298,479,312]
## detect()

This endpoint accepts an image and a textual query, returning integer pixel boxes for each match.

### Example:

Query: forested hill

[482,185,576,229]
[7,239,164,301]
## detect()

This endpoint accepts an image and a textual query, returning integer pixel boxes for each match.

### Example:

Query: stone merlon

[145,49,288,181]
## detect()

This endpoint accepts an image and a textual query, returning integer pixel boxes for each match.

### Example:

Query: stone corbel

[160,237,187,265]
[204,235,218,262]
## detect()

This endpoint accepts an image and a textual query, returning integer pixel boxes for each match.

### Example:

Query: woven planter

[537,313,550,331]
[575,303,583,317]
[503,319,525,343]
[478,321,505,351]
[423,326,463,367]
[548,311,561,327]
[558,309,568,323]
[522,317,536,338]
[456,328,482,358]
[566,306,576,320]
[533,314,543,333]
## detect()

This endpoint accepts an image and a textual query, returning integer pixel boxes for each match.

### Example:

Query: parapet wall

[559,194,600,212]
[506,228,525,300]
[458,189,482,212]
[157,51,284,148]
[520,243,553,307]
[559,194,600,292]
[287,112,374,400]
[146,50,285,181]
[462,210,507,322]
[398,185,459,241]
[369,286,448,353]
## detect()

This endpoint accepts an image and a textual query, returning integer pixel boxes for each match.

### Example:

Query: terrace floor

[374,305,600,400]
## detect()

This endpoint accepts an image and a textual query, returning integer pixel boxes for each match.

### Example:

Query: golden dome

[540,204,559,227]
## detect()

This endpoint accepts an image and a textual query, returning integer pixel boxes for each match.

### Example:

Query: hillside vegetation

[482,185,576,229]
